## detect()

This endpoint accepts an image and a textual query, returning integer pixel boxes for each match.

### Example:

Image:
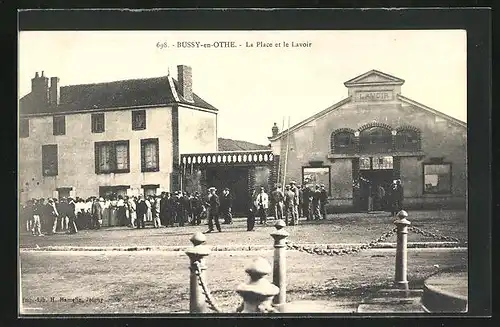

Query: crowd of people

[19,189,236,236]
[19,179,404,236]
[247,181,329,230]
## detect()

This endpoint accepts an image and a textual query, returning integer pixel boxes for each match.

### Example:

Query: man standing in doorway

[302,185,312,221]
[255,187,269,225]
[220,188,233,225]
[312,185,322,220]
[205,187,221,233]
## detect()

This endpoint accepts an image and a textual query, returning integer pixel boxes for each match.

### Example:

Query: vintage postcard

[18,17,472,316]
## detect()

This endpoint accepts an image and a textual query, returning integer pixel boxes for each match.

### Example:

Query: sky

[18,30,467,145]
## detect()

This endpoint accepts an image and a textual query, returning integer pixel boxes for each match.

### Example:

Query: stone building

[268,70,467,212]
[19,65,219,200]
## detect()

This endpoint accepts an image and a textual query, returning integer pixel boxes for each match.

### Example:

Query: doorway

[206,166,249,216]
[359,170,393,211]
[357,155,395,212]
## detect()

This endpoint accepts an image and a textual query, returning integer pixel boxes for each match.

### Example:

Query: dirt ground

[19,210,467,249]
[19,248,467,314]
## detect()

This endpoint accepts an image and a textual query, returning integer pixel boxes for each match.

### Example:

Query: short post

[394,210,411,291]
[236,257,280,313]
[270,219,289,306]
[185,232,211,313]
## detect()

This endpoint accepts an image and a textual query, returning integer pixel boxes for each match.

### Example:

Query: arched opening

[396,129,420,152]
[331,131,356,154]
[359,126,392,153]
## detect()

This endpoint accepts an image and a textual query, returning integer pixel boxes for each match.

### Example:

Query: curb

[19,241,467,252]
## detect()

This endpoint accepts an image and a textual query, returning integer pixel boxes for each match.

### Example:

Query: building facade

[269,70,467,211]
[19,65,218,201]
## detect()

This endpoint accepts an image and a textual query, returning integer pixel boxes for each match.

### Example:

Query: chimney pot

[35,72,39,78]
[272,122,279,137]
[49,77,61,107]
[177,65,193,103]
[41,71,45,77]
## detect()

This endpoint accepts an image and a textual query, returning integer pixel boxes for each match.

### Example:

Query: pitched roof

[268,97,352,141]
[19,75,218,115]
[269,93,466,142]
[344,69,405,87]
[397,94,467,128]
[217,138,270,151]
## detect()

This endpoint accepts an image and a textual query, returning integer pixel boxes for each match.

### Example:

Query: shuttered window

[42,144,58,176]
[95,140,130,174]
[141,138,159,172]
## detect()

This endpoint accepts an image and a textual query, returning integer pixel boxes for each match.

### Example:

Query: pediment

[344,70,405,87]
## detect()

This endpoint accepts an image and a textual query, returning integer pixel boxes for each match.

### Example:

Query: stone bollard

[394,210,411,291]
[185,232,211,313]
[270,219,289,306]
[236,257,280,313]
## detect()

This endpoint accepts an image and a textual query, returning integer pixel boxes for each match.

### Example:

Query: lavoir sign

[356,91,393,102]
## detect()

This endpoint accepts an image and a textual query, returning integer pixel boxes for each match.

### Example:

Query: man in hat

[301,185,312,221]
[66,197,78,234]
[319,184,328,220]
[205,187,221,233]
[271,184,284,221]
[220,187,233,225]
[290,181,299,225]
[91,197,104,230]
[136,194,147,229]
[47,198,60,234]
[159,192,168,227]
[191,192,203,226]
[311,185,322,220]
[31,199,43,236]
[283,185,295,226]
[246,190,257,231]
[153,194,162,228]
[166,192,177,227]
[254,187,269,225]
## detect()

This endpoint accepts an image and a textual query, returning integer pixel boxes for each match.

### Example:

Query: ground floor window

[423,163,452,194]
[99,186,130,199]
[142,184,160,197]
[302,166,331,194]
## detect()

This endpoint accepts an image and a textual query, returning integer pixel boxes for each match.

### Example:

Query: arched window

[331,131,355,154]
[359,126,392,153]
[396,129,420,152]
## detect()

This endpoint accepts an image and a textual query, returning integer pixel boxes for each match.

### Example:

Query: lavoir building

[268,70,467,212]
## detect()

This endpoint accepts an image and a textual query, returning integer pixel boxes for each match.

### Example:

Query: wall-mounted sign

[356,91,393,102]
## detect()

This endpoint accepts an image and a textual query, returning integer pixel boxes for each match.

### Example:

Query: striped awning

[180,150,275,166]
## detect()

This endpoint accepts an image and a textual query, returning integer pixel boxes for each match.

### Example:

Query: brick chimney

[31,71,49,107]
[49,77,60,107]
[177,65,193,102]
[272,122,279,137]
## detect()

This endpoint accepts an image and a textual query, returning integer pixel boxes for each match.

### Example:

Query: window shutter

[95,143,100,173]
[110,142,117,171]
[155,139,160,171]
[53,146,58,175]
[141,140,146,172]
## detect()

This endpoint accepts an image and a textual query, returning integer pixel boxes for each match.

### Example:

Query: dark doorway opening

[359,169,393,212]
[206,166,249,216]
